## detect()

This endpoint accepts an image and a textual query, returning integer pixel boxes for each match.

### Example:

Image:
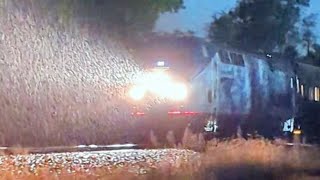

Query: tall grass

[200,139,320,180]
[145,128,320,180]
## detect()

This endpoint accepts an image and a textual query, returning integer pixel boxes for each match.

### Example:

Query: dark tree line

[8,0,318,64]
[69,0,183,39]
[10,0,318,65]
[6,0,184,42]
[208,0,319,65]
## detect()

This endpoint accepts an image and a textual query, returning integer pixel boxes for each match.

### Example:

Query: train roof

[296,62,320,86]
[209,44,295,72]
[132,34,320,84]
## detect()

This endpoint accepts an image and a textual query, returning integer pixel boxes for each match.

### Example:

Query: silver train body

[182,47,296,137]
[130,37,320,140]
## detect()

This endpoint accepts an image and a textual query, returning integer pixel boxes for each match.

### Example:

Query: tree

[208,0,310,55]
[210,12,238,48]
[63,0,184,40]
[305,43,320,66]
[283,45,298,59]
[313,43,320,66]
[299,13,320,66]
[17,0,184,42]
[301,13,317,57]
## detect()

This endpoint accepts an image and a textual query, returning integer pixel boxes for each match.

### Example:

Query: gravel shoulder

[0,148,199,178]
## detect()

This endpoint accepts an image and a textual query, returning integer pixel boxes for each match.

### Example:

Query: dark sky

[155,0,320,41]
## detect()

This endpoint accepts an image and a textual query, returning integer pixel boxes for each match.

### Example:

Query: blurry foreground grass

[1,129,320,180]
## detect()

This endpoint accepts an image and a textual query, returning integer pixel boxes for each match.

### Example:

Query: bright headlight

[128,69,188,101]
[144,70,172,97]
[170,83,188,101]
[148,82,172,98]
[129,85,145,100]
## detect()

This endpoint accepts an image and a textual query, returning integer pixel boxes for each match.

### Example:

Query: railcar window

[201,45,209,58]
[309,87,314,101]
[237,54,245,66]
[300,84,304,97]
[230,53,237,64]
[315,87,320,102]
[219,50,231,64]
[208,89,213,103]
[296,77,300,93]
[230,53,245,66]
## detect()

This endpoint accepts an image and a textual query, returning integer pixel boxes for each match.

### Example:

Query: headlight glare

[129,85,145,100]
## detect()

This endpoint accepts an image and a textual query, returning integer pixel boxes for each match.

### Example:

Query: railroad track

[0,144,144,155]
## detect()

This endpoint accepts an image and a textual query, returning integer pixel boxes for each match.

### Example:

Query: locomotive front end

[128,61,195,117]
[127,61,202,144]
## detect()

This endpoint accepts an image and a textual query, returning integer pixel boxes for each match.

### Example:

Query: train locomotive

[127,40,320,143]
